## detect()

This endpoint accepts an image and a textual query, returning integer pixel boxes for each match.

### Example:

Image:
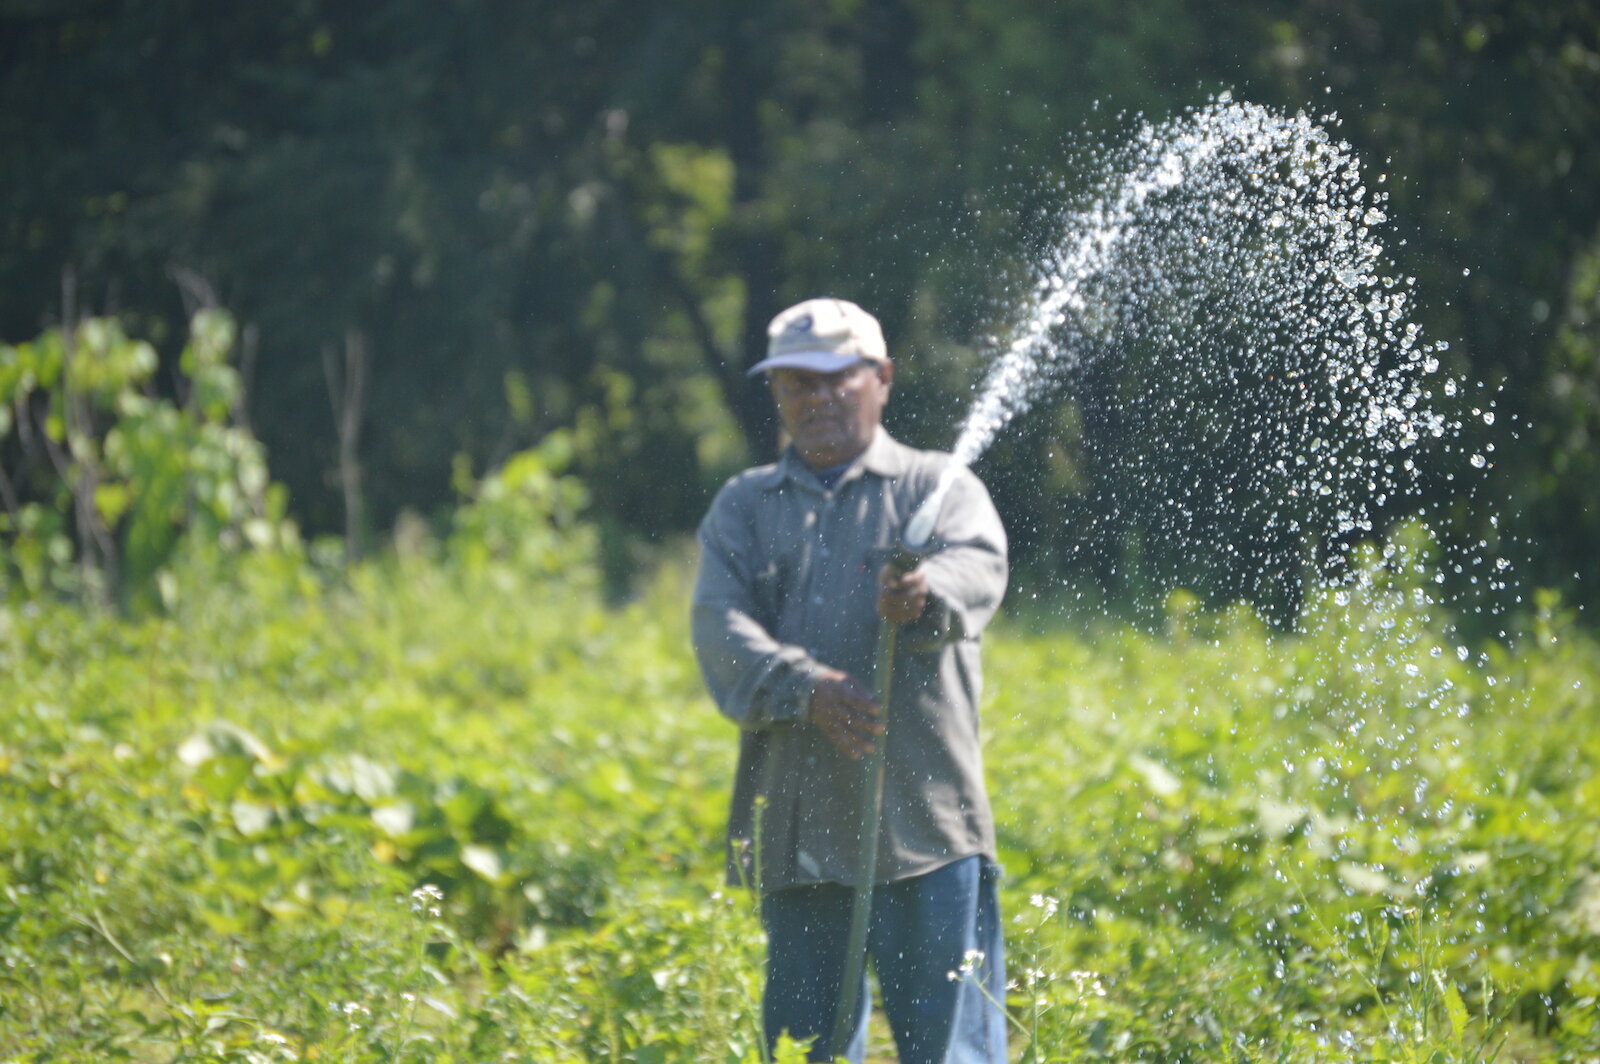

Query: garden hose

[828,482,947,1057]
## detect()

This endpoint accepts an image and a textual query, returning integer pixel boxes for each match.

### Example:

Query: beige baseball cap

[748,297,888,376]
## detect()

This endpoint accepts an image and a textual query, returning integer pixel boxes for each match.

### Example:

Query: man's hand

[877,562,930,624]
[807,669,884,760]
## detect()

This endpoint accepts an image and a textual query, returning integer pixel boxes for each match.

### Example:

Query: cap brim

[747,351,868,376]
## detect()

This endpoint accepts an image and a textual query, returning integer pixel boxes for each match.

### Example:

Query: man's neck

[794,431,876,473]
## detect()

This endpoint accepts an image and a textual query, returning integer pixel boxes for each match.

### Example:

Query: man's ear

[879,358,894,390]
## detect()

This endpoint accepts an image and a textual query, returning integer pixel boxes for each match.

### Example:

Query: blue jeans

[760,855,1007,1064]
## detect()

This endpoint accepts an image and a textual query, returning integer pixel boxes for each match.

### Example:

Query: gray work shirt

[692,428,1008,893]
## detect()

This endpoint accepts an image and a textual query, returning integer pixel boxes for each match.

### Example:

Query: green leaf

[94,481,131,526]
[230,800,275,837]
[460,843,506,884]
[1337,862,1394,896]
[1129,753,1181,798]
[423,995,458,1020]
[1434,970,1469,1043]
[767,1033,816,1064]
[371,801,416,837]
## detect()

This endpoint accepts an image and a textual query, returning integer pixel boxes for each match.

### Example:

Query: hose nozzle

[898,466,958,560]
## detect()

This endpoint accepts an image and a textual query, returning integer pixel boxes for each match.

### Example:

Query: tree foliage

[0,308,295,608]
[1,1,1595,607]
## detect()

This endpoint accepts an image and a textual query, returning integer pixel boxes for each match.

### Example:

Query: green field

[3,524,1598,1063]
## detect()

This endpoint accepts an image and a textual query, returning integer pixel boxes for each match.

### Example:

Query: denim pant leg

[761,881,871,1063]
[761,856,1006,1064]
[869,856,1008,1064]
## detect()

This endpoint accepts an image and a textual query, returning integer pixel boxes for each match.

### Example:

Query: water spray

[901,467,958,555]
[947,94,1463,619]
[828,93,1484,1056]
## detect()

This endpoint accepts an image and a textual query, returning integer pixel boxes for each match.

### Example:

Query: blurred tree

[1228,0,1600,607]
[1,0,1595,609]
[1532,231,1600,594]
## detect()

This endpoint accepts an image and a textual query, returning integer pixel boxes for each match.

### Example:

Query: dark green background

[3,1,1596,611]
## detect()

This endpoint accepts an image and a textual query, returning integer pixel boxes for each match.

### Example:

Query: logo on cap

[786,314,814,335]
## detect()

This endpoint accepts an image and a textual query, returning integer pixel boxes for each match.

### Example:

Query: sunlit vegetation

[5,7,1597,1059]
[3,452,1596,1060]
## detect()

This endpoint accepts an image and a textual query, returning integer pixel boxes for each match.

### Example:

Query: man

[692,297,1009,1063]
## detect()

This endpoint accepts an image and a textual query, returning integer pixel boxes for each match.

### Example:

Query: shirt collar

[763,427,910,492]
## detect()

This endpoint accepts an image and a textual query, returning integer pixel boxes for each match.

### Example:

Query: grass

[1,528,1597,1062]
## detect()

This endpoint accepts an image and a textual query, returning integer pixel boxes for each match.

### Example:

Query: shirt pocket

[751,559,785,631]
[753,541,809,632]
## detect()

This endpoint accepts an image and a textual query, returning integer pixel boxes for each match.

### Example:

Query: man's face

[768,360,893,470]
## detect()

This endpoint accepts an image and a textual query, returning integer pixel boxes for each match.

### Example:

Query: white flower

[1067,970,1107,997]
[410,883,445,917]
